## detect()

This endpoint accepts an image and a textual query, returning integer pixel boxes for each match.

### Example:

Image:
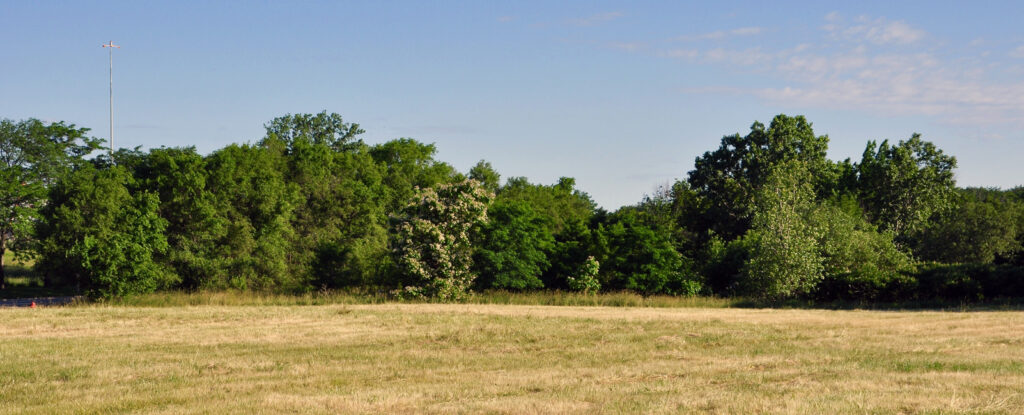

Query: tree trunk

[0,244,6,291]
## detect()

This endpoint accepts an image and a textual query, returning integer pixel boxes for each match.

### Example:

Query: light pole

[101,41,120,162]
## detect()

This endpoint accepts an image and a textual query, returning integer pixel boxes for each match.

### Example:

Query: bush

[566,256,601,294]
[35,166,175,299]
[814,266,918,302]
[391,179,493,301]
[913,263,1024,301]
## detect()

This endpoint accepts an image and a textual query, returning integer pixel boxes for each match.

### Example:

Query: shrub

[567,256,601,294]
[391,179,492,301]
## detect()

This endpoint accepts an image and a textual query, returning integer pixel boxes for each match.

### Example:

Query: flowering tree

[392,179,492,301]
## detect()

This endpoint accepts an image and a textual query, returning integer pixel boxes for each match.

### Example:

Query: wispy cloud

[1009,45,1024,58]
[645,13,1024,127]
[497,16,516,23]
[823,13,925,45]
[672,26,763,42]
[608,42,646,52]
[659,48,698,59]
[567,11,624,27]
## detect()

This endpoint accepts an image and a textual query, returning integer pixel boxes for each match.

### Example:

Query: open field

[2,304,1024,414]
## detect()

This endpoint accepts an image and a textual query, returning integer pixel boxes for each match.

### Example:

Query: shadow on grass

[1,263,78,299]
[84,288,1024,311]
[730,297,1024,312]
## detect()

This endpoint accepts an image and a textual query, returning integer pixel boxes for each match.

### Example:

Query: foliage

[912,263,1024,302]
[35,165,174,298]
[856,134,957,239]
[261,111,364,152]
[566,256,601,294]
[16,112,1023,303]
[687,114,831,240]
[370,138,460,213]
[810,198,916,301]
[468,160,501,193]
[498,176,596,235]
[913,193,1018,264]
[473,200,554,290]
[541,218,595,290]
[204,144,299,290]
[129,147,226,288]
[272,135,389,289]
[392,179,493,301]
[0,118,98,289]
[740,161,823,300]
[701,234,755,295]
[593,210,700,295]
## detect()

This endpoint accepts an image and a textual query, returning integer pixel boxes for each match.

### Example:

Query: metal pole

[109,42,113,160]
[102,41,119,163]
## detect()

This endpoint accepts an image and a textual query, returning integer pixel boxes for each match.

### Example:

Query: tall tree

[370,138,460,213]
[473,200,554,290]
[687,114,831,240]
[35,165,173,298]
[914,192,1017,264]
[0,118,98,289]
[130,147,226,288]
[592,210,699,295]
[261,111,364,152]
[856,134,956,239]
[741,161,823,300]
[468,160,501,194]
[204,144,299,290]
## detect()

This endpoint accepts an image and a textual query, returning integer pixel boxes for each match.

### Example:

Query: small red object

[29,301,36,308]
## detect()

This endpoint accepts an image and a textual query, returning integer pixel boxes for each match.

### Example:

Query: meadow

[2,302,1023,414]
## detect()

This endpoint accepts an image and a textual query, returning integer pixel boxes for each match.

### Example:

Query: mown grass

[2,303,1024,414]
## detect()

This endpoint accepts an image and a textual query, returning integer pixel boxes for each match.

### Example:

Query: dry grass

[2,303,1023,414]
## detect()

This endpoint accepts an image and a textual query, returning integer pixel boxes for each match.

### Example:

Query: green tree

[593,210,700,295]
[811,197,914,300]
[205,144,299,290]
[494,176,598,289]
[499,176,596,235]
[35,165,174,298]
[741,161,823,300]
[130,147,226,288]
[370,138,460,213]
[468,160,501,194]
[914,193,1017,264]
[473,200,554,290]
[856,134,957,239]
[261,111,364,152]
[687,115,831,240]
[391,179,492,301]
[0,118,98,289]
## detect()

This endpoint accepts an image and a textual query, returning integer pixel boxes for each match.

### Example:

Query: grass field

[2,304,1023,414]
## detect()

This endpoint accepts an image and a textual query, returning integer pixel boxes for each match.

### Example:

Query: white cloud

[664,14,1024,127]
[824,13,925,45]
[672,26,763,41]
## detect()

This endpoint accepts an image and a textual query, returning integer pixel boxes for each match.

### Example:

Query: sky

[3,1,1024,209]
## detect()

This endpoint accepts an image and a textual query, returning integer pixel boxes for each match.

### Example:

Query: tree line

[2,113,1022,301]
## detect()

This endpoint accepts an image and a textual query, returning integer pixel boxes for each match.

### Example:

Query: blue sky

[3,1,1024,208]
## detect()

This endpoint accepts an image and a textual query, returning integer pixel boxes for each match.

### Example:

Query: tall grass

[100,289,741,308]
